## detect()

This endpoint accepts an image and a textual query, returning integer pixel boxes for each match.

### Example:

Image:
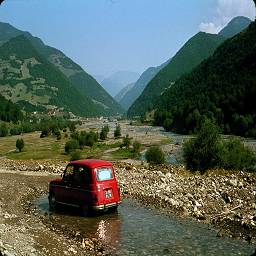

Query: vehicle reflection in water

[35,196,255,256]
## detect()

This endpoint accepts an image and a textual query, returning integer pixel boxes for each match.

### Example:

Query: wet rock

[226,179,238,187]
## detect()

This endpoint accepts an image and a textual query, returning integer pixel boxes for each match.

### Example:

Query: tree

[16,138,24,152]
[145,146,165,164]
[132,140,142,154]
[122,134,131,149]
[0,123,8,137]
[114,124,121,138]
[100,125,109,140]
[65,139,79,154]
[183,119,224,173]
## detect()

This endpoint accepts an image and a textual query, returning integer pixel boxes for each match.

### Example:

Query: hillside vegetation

[0,35,100,116]
[128,32,226,116]
[0,94,23,122]
[0,22,123,116]
[155,22,256,138]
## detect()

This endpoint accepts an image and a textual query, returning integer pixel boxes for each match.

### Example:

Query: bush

[183,119,223,173]
[183,119,256,173]
[114,124,121,139]
[10,127,22,136]
[122,134,131,149]
[70,150,82,161]
[100,125,109,140]
[145,146,165,164]
[65,139,79,154]
[132,140,142,154]
[16,138,24,152]
[222,138,256,171]
[0,123,8,137]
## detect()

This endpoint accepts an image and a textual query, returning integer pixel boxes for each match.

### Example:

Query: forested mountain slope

[0,94,23,122]
[128,32,226,116]
[0,22,123,116]
[0,35,102,116]
[154,21,256,138]
[128,16,252,117]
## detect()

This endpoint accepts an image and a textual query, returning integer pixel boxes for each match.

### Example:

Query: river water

[36,196,255,256]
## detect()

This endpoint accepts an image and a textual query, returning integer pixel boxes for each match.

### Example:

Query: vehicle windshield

[96,167,113,181]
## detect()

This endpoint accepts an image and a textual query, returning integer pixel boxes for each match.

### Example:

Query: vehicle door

[69,166,92,207]
[57,164,75,204]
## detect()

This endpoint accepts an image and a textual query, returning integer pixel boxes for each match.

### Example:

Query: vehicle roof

[69,159,113,169]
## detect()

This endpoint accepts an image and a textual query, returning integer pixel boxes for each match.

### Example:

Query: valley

[0,1,256,255]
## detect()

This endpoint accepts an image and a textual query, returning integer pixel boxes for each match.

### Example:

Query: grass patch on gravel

[111,148,139,159]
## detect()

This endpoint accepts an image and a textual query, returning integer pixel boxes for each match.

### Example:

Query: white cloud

[199,22,222,34]
[199,0,255,34]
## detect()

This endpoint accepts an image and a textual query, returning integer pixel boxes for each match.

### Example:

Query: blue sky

[0,0,255,77]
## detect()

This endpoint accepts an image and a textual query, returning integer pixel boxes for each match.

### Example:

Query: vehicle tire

[109,206,118,213]
[81,204,90,217]
[48,193,56,210]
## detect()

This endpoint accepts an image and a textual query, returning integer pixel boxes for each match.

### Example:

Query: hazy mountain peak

[101,70,140,97]
[218,16,251,38]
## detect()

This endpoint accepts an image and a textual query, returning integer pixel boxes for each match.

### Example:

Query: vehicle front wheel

[48,193,56,210]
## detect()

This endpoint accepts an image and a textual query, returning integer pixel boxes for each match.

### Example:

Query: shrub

[70,150,82,161]
[85,133,95,147]
[10,127,21,136]
[114,124,121,139]
[100,125,109,140]
[183,119,223,173]
[183,119,256,173]
[16,138,24,152]
[0,123,8,137]
[40,127,50,138]
[122,134,131,149]
[145,146,165,164]
[132,140,142,154]
[222,138,256,171]
[65,139,79,154]
[53,129,61,138]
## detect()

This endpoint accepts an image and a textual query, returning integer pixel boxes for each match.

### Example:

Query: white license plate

[105,189,112,199]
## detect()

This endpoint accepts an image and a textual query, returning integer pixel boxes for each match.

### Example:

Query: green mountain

[0,94,23,122]
[218,16,251,38]
[0,35,104,116]
[127,16,252,117]
[155,21,256,138]
[127,32,226,116]
[118,59,170,110]
[0,22,123,116]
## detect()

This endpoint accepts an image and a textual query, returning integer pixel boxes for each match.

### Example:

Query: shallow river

[36,197,255,256]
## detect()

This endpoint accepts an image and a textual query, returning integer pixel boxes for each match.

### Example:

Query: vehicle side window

[63,165,74,182]
[72,166,91,187]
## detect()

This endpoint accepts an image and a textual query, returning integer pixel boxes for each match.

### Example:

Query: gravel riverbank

[0,158,255,255]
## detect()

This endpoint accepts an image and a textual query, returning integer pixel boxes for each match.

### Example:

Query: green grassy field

[0,131,127,161]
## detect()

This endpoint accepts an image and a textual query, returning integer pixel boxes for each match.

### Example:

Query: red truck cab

[48,159,121,215]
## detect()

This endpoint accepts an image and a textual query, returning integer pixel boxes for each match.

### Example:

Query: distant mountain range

[127,16,252,117]
[117,59,170,110]
[101,71,140,97]
[0,22,123,117]
[154,20,256,138]
[114,82,135,103]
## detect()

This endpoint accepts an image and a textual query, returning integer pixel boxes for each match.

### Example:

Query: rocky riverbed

[0,158,256,255]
